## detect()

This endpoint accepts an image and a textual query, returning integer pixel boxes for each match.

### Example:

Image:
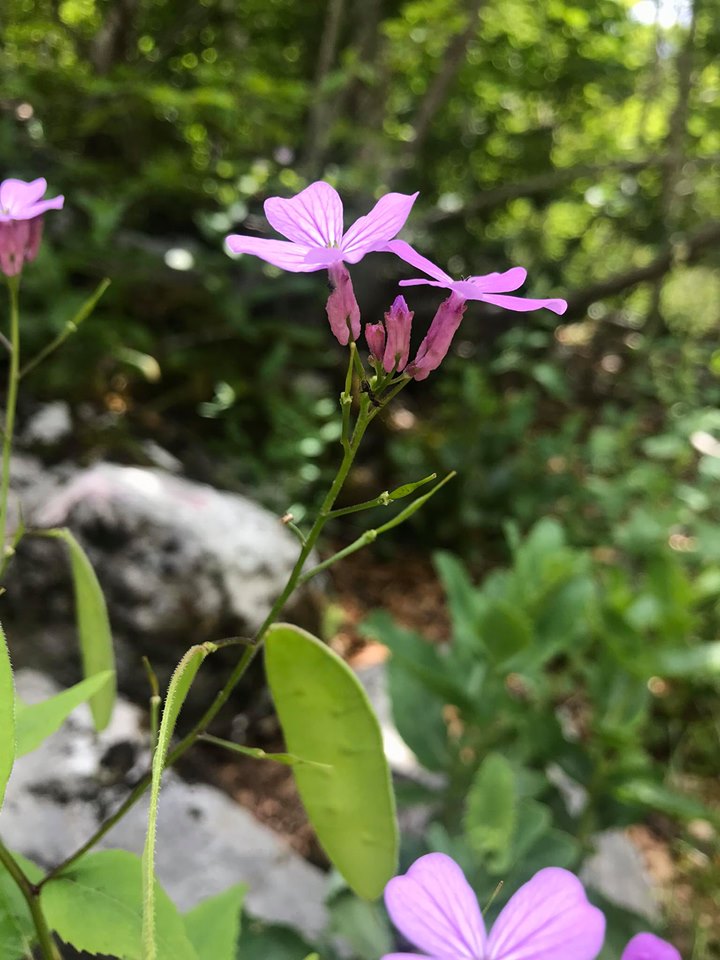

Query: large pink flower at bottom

[383,853,605,960]
[226,181,418,272]
[387,239,567,315]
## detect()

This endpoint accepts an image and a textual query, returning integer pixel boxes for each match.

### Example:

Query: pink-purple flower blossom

[383,853,605,960]
[621,933,681,960]
[226,181,418,273]
[0,178,64,277]
[387,240,568,316]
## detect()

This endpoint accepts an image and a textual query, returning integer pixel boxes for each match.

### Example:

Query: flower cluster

[0,178,64,278]
[226,181,567,380]
[383,853,681,960]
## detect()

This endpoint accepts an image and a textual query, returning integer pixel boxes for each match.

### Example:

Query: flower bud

[326,263,361,345]
[406,293,466,381]
[365,321,386,362]
[381,295,413,373]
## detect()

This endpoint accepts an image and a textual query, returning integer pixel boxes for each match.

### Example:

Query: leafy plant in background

[361,517,719,957]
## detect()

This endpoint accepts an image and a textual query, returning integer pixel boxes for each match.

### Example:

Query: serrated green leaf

[434,552,480,652]
[0,855,35,959]
[0,625,14,811]
[265,624,397,900]
[144,645,209,960]
[184,884,245,960]
[41,850,197,960]
[46,529,116,731]
[15,671,113,757]
[463,752,516,873]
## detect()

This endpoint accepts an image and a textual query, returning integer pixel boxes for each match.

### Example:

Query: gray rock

[0,670,329,939]
[581,828,661,922]
[5,459,317,705]
[22,402,73,446]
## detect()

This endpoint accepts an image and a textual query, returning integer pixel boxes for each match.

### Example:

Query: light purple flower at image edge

[0,177,64,277]
[382,853,681,960]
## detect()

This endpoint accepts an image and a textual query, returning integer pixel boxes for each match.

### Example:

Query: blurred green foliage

[362,519,720,956]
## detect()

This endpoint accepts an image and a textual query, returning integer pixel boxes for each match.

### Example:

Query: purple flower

[366,295,414,372]
[383,853,605,960]
[387,240,568,316]
[226,181,418,273]
[0,178,64,277]
[406,292,466,381]
[621,933,681,960]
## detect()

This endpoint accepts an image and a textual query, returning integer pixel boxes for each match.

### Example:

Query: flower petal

[387,240,453,284]
[487,867,605,960]
[0,178,47,215]
[470,267,528,293]
[264,181,343,247]
[302,246,346,267]
[621,933,682,960]
[480,293,568,315]
[225,235,321,272]
[384,853,487,960]
[341,192,419,262]
[398,279,449,288]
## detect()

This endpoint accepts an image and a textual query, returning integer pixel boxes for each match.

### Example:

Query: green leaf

[0,625,14,811]
[144,645,210,960]
[0,854,35,959]
[386,656,448,772]
[328,887,394,960]
[199,734,327,768]
[42,850,197,960]
[434,551,480,652]
[15,671,114,756]
[655,642,720,677]
[184,884,246,960]
[479,600,532,664]
[388,473,437,500]
[238,916,314,960]
[265,624,397,900]
[615,779,715,822]
[463,752,517,873]
[46,529,116,731]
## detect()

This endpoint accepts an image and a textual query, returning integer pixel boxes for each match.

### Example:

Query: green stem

[0,277,21,554]
[19,278,110,380]
[42,395,376,886]
[0,839,61,960]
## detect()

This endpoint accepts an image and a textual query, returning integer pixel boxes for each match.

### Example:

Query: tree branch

[403,0,484,157]
[302,0,348,176]
[563,220,720,315]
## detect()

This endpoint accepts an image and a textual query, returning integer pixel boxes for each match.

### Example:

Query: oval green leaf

[265,623,397,900]
[47,529,116,731]
[0,625,15,811]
